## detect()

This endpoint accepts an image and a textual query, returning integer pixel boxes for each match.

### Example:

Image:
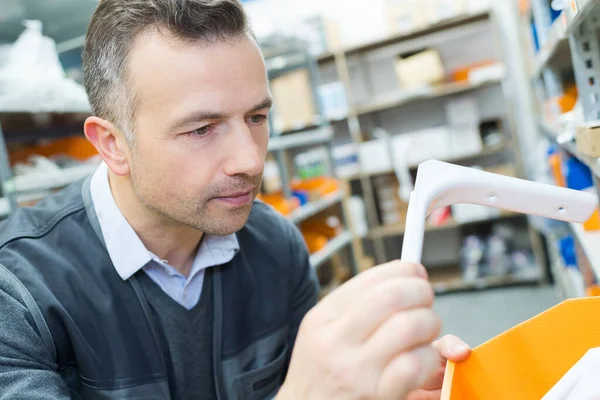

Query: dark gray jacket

[0,176,318,399]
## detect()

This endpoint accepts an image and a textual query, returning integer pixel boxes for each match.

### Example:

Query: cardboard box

[394,49,446,90]
[270,69,318,132]
[576,124,600,157]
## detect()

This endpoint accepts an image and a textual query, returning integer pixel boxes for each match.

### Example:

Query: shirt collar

[89,162,239,280]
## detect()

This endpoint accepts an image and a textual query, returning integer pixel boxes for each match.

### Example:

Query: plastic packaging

[0,21,90,112]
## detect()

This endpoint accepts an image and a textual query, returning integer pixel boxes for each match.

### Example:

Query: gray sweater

[0,176,318,399]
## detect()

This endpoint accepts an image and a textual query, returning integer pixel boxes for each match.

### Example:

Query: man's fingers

[377,345,440,399]
[363,308,441,367]
[318,261,428,318]
[419,364,446,391]
[406,389,442,400]
[338,278,435,343]
[432,334,471,363]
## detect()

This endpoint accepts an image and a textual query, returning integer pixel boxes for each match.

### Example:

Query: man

[0,0,470,399]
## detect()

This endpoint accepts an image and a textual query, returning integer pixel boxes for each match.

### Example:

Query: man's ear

[84,116,131,176]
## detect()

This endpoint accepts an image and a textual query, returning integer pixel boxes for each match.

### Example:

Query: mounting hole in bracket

[590,77,596,86]
[586,59,593,69]
[558,206,566,213]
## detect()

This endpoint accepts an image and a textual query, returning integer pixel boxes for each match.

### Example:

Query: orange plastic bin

[442,297,600,399]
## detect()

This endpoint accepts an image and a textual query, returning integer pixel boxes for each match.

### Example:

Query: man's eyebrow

[169,97,273,131]
[249,97,273,113]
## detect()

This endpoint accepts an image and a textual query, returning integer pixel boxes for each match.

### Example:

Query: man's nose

[223,125,265,178]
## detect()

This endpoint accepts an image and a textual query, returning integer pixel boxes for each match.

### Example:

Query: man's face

[126,31,270,235]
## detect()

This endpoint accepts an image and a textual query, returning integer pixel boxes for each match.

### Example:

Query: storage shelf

[369,212,523,239]
[288,191,343,224]
[14,164,98,193]
[354,78,503,116]
[348,141,511,182]
[570,223,600,279]
[532,14,569,78]
[566,0,600,34]
[433,274,541,295]
[317,11,490,62]
[539,119,600,179]
[310,230,352,269]
[268,126,333,151]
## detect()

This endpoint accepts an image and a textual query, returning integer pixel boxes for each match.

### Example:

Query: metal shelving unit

[525,0,600,295]
[287,190,343,224]
[566,0,600,33]
[263,47,363,278]
[539,119,600,178]
[570,222,600,278]
[309,230,353,269]
[433,274,541,295]
[267,126,334,152]
[317,11,491,63]
[369,212,523,240]
[347,141,512,181]
[531,13,569,78]
[353,78,503,116]
[314,6,543,290]
[0,112,95,216]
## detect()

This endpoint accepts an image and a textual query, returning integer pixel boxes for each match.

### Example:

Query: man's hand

[277,261,443,400]
[407,335,471,400]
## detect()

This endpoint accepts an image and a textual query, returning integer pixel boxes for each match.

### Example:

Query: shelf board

[354,78,502,116]
[369,212,523,239]
[538,119,600,179]
[433,274,541,295]
[14,164,98,193]
[532,13,570,78]
[288,191,344,224]
[310,230,353,269]
[317,11,490,62]
[268,126,333,152]
[348,141,511,182]
[570,222,600,279]
[566,0,600,34]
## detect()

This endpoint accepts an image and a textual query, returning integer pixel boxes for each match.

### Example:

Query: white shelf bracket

[401,160,598,264]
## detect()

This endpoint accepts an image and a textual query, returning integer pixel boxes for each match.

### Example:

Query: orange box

[442,297,600,399]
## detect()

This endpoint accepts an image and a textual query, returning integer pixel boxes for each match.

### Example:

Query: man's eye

[249,115,267,124]
[192,125,213,136]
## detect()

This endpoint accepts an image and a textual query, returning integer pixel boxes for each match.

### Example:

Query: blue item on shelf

[563,156,594,191]
[558,235,578,268]
[531,22,540,53]
[550,6,562,23]
[292,190,309,206]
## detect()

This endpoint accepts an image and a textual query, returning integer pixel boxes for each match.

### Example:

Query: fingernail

[450,344,469,355]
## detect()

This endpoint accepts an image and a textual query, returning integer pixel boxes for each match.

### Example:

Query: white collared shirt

[90,163,239,309]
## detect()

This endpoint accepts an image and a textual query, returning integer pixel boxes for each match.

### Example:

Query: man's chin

[200,205,254,236]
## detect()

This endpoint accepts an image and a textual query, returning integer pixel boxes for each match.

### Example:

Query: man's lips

[213,189,255,206]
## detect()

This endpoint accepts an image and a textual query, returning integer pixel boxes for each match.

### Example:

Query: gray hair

[82,0,251,143]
